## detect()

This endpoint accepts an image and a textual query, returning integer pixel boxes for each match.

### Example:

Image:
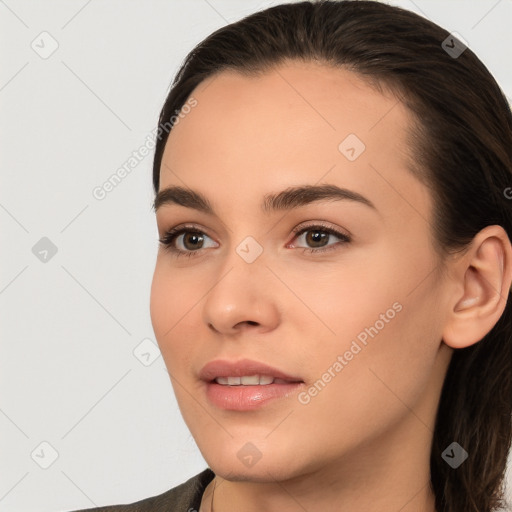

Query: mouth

[200,359,305,411]
[213,375,301,386]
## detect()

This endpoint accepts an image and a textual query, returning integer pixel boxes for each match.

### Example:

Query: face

[150,61,452,483]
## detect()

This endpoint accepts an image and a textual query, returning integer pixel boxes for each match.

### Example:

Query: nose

[202,258,280,336]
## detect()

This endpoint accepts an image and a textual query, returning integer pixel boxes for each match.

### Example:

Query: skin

[149,60,512,512]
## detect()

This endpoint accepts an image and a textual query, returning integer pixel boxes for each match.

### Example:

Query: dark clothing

[68,467,215,512]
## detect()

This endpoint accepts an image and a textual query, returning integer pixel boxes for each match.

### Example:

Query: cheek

[149,261,202,359]
[291,297,440,454]
[150,263,175,341]
[286,245,441,417]
[276,252,393,344]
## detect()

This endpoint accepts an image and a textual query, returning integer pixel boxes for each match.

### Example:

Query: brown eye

[159,226,218,258]
[181,232,205,250]
[290,223,351,254]
[303,230,330,248]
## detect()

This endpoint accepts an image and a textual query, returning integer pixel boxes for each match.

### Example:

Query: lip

[199,358,303,383]
[200,358,305,411]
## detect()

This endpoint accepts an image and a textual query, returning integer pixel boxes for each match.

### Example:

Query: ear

[442,225,512,349]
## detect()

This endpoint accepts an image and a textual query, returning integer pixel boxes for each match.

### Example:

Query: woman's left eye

[289,223,351,254]
[158,223,351,258]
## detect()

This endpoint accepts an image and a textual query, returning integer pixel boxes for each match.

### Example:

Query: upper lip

[199,358,303,382]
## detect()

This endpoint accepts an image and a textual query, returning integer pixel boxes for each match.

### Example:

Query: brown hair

[151,1,512,510]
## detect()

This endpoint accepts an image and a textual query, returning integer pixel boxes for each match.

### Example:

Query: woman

[71,0,512,511]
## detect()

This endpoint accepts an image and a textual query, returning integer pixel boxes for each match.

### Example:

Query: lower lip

[204,381,304,411]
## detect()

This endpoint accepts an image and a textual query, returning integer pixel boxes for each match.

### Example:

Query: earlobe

[442,225,512,350]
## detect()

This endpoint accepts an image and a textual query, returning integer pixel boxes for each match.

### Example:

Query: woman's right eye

[158,226,218,258]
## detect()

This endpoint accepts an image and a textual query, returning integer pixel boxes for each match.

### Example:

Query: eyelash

[158,222,351,259]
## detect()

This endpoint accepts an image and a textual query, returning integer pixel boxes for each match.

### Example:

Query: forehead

[165,61,409,143]
[159,61,430,223]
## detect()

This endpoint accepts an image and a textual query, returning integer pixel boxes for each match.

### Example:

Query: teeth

[215,375,276,386]
[240,375,259,385]
[258,375,275,385]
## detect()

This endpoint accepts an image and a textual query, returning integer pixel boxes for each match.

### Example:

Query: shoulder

[66,467,215,512]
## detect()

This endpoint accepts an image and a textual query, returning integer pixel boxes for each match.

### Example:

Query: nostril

[208,322,219,333]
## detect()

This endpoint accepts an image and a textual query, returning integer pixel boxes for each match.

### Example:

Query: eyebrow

[153,184,377,214]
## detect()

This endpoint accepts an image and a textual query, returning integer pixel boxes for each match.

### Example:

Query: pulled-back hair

[152,2,512,510]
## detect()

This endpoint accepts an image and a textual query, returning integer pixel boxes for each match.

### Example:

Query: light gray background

[1,1,511,511]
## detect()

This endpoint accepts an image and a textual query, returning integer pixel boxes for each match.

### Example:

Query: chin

[199,440,313,483]
[208,460,299,483]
